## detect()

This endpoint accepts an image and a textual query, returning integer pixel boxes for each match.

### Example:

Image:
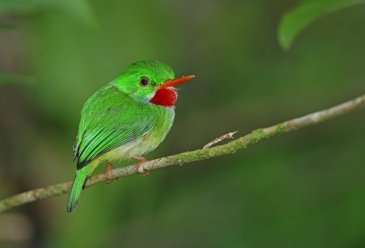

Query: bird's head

[114,60,195,107]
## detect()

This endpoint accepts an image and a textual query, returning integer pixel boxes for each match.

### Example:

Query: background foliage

[0,0,364,247]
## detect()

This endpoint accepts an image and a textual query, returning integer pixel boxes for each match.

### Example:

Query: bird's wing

[73,86,157,169]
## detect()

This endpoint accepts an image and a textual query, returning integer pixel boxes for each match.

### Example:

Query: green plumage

[74,85,172,168]
[67,60,192,212]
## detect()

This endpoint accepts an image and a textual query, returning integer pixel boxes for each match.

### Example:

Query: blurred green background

[0,0,365,247]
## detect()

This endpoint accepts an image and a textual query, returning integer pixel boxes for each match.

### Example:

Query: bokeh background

[0,0,365,247]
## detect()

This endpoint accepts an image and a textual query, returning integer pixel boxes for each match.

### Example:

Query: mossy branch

[0,94,364,213]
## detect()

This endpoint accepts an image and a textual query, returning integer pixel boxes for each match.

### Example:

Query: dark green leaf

[278,0,365,50]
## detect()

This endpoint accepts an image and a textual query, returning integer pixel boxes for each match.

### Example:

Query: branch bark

[1,94,364,213]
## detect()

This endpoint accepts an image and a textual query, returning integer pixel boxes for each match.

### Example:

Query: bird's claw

[105,162,113,183]
[133,156,150,176]
[134,163,145,174]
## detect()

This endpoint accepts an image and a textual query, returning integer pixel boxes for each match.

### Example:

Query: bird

[67,60,195,212]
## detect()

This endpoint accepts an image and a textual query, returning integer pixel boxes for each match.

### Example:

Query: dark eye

[140,77,149,87]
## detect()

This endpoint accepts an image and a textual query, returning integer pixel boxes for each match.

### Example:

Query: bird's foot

[132,156,150,176]
[105,162,113,183]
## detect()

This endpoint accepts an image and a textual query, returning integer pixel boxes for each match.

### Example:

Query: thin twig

[203,131,238,149]
[0,93,364,213]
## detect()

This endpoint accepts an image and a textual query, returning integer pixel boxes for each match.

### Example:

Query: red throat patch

[150,87,177,107]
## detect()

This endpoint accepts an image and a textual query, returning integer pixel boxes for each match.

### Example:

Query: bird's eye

[140,77,150,87]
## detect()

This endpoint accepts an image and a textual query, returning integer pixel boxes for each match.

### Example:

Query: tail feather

[67,166,89,212]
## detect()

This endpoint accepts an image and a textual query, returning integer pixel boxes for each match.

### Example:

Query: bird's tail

[67,166,89,213]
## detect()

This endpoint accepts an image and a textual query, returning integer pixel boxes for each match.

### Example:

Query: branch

[1,94,364,213]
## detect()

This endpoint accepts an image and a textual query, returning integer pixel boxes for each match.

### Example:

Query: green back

[73,85,160,168]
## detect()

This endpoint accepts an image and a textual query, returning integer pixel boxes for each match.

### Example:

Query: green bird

[67,60,195,212]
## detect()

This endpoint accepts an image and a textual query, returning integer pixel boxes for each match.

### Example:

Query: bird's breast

[103,107,175,162]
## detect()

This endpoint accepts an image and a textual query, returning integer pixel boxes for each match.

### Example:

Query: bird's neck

[149,87,177,107]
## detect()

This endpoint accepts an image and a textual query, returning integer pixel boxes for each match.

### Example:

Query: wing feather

[74,85,157,169]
